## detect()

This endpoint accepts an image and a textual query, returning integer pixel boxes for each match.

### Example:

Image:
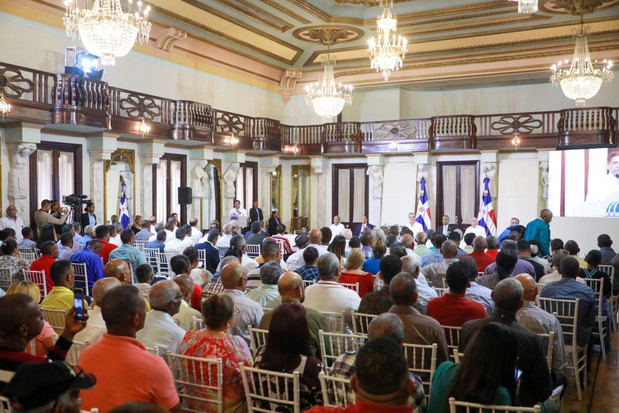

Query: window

[153,154,187,224]
[332,164,368,229]
[235,161,258,211]
[437,161,479,230]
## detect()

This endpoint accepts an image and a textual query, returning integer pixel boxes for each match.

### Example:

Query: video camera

[62,194,91,207]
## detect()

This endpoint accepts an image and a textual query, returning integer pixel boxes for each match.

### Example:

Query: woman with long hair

[0,239,29,282]
[327,235,346,266]
[338,248,374,297]
[428,322,517,413]
[256,303,322,410]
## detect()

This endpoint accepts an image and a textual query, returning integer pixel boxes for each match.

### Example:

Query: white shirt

[173,300,202,331]
[73,306,106,346]
[464,225,487,238]
[190,227,202,243]
[286,244,327,270]
[242,254,258,271]
[0,216,25,241]
[404,223,416,233]
[329,223,345,238]
[136,310,186,355]
[189,268,211,286]
[110,235,122,247]
[304,281,361,313]
[215,234,233,249]
[164,230,175,244]
[229,208,247,218]
[223,289,264,344]
[415,282,438,314]
[164,239,185,255]
[465,282,494,315]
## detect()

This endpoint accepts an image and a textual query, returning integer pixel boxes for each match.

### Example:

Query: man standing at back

[304,252,361,313]
[248,200,263,228]
[524,209,553,257]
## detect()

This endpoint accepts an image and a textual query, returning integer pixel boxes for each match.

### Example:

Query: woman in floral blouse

[0,239,28,282]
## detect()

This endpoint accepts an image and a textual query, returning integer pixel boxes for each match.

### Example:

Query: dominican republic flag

[414,177,432,232]
[119,179,131,230]
[477,177,497,236]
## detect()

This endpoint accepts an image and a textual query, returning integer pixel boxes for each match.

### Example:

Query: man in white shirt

[173,275,203,331]
[215,223,234,249]
[137,280,186,354]
[164,228,189,255]
[229,199,247,219]
[329,215,345,237]
[464,217,487,239]
[163,219,176,245]
[404,212,416,233]
[0,205,25,242]
[304,252,361,313]
[221,262,263,344]
[188,218,203,244]
[73,277,121,345]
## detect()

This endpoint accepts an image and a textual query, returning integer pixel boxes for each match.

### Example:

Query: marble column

[87,133,117,223]
[189,148,214,228]
[366,155,385,226]
[310,157,327,228]
[137,140,166,219]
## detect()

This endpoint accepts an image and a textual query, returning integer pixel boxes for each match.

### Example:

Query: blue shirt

[524,218,550,256]
[146,239,165,252]
[421,249,444,267]
[79,235,93,247]
[362,257,380,275]
[297,265,319,282]
[70,247,104,288]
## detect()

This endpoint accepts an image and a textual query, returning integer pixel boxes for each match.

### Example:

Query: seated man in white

[215,222,234,249]
[164,227,189,255]
[136,280,186,355]
[329,215,345,237]
[73,277,121,345]
[304,252,361,313]
[464,217,487,238]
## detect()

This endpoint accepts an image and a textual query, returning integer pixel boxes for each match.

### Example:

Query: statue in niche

[540,160,549,201]
[367,165,384,199]
[191,160,207,198]
[223,163,240,198]
[8,143,36,201]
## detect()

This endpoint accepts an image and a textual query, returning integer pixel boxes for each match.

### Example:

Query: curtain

[460,165,476,222]
[170,160,181,217]
[442,165,457,220]
[236,169,244,207]
[58,152,75,206]
[352,168,366,222]
[245,167,253,211]
[156,161,167,222]
[37,150,53,203]
[299,170,308,217]
[338,169,350,222]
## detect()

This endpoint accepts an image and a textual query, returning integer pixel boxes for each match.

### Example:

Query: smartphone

[514,368,523,381]
[74,288,86,321]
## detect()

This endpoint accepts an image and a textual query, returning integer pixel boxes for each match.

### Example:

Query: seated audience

[484,239,535,277]
[320,226,333,247]
[221,262,263,344]
[134,262,154,302]
[73,277,122,346]
[179,294,252,413]
[297,246,320,282]
[461,232,476,254]
[173,275,203,331]
[146,230,166,252]
[287,233,313,271]
[564,240,587,269]
[422,240,459,288]
[78,285,181,412]
[183,246,212,286]
[247,221,267,246]
[429,322,517,413]
[339,248,374,297]
[18,227,37,250]
[30,240,58,294]
[104,259,132,284]
[0,239,28,283]
[6,281,57,357]
[362,237,386,275]
[137,280,185,355]
[359,230,374,259]
[550,238,564,255]
[582,249,612,300]
[170,255,202,311]
[164,228,190,255]
[215,223,234,248]
[57,232,75,261]
[413,232,431,257]
[401,255,437,314]
[448,231,467,257]
[260,272,327,357]
[256,303,322,409]
[96,225,118,265]
[40,260,86,310]
[477,252,517,290]
[485,235,499,259]
[327,235,347,266]
[304,253,361,313]
[246,239,282,289]
[229,234,258,271]
[460,278,553,407]
[247,261,282,309]
[109,230,147,274]
[459,256,494,314]
[389,273,449,364]
[466,236,495,273]
[597,233,616,265]
[70,239,105,289]
[538,249,585,286]
[272,224,294,256]
[110,223,124,247]
[135,219,153,241]
[79,225,95,247]
[358,255,402,315]
[195,229,221,274]
[529,240,552,274]
[427,261,486,326]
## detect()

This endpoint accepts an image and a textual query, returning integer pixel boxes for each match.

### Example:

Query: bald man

[104,259,132,284]
[259,272,328,356]
[73,277,122,346]
[137,281,185,354]
[515,274,566,371]
[221,263,263,344]
[422,240,459,288]
[173,275,202,331]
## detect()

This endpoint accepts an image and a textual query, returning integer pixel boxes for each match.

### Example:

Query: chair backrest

[249,325,269,357]
[319,330,367,373]
[583,278,605,318]
[442,325,462,359]
[434,287,448,297]
[320,311,346,333]
[536,332,555,370]
[156,252,173,278]
[448,397,542,413]
[246,244,261,258]
[66,340,89,366]
[197,249,207,268]
[71,262,90,296]
[192,315,205,330]
[538,297,579,347]
[453,349,464,364]
[23,269,47,298]
[0,268,12,290]
[351,312,377,335]
[0,395,11,413]
[302,279,315,289]
[146,345,161,356]
[167,352,224,413]
[41,308,69,335]
[19,250,38,264]
[477,271,485,279]
[338,282,359,294]
[241,364,300,413]
[435,277,447,288]
[134,239,147,251]
[143,248,160,273]
[402,342,437,396]
[319,372,355,408]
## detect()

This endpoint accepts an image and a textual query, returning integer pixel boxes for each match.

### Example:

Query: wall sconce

[284,144,300,155]
[138,118,150,136]
[225,134,239,145]
[0,93,12,119]
[389,139,398,151]
[511,133,521,150]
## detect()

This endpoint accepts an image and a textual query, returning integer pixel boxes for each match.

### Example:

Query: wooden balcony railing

[1,60,617,154]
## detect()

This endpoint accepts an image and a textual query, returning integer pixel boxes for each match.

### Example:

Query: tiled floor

[563,332,619,413]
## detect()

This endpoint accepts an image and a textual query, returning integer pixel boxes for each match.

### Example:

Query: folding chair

[192,315,205,330]
[249,325,269,357]
[448,397,542,413]
[41,308,69,335]
[536,332,555,370]
[319,311,346,333]
[241,365,300,413]
[339,282,359,294]
[453,349,464,364]
[71,262,90,296]
[303,280,315,289]
[167,352,224,413]
[156,252,172,278]
[442,325,462,361]
[246,244,261,258]
[583,278,609,360]
[23,269,47,298]
[144,248,160,274]
[598,264,617,332]
[434,287,448,297]
[318,330,367,374]
[538,297,586,400]
[319,372,355,408]
[19,251,37,265]
[134,240,147,251]
[351,312,376,335]
[66,340,89,366]
[0,268,12,290]
[0,395,11,413]
[197,249,207,269]
[402,342,437,396]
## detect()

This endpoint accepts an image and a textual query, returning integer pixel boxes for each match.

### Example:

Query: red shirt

[427,293,486,327]
[338,271,374,298]
[30,255,56,293]
[485,249,499,260]
[191,283,202,311]
[305,400,412,413]
[98,240,117,265]
[465,250,495,273]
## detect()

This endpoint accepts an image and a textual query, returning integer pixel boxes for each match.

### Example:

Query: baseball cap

[294,232,309,247]
[5,361,96,409]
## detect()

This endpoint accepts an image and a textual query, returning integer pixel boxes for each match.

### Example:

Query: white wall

[550,217,619,256]
[342,88,401,122]
[381,157,416,225]
[496,155,540,232]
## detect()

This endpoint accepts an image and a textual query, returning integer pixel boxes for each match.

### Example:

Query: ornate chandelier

[510,0,538,14]
[63,0,152,66]
[368,0,407,81]
[550,19,613,106]
[305,55,353,120]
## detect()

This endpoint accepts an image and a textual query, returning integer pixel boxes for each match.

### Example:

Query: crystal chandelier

[510,0,538,14]
[368,0,408,81]
[63,0,152,66]
[305,55,353,120]
[550,18,614,106]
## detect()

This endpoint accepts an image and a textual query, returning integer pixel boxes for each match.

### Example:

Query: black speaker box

[178,187,192,204]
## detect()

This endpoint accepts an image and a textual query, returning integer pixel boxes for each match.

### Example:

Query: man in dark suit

[354,215,374,236]
[195,229,220,274]
[436,215,457,237]
[249,200,263,226]
[80,202,97,232]
[268,210,281,236]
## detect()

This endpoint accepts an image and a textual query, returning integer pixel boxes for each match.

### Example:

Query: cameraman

[33,200,68,241]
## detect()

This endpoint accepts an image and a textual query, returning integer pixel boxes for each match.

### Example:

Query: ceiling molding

[293,25,365,45]
[259,0,312,24]
[539,0,619,14]
[211,0,294,32]
[285,0,331,22]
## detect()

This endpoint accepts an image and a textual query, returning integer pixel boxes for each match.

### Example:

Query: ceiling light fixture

[389,139,398,151]
[510,0,538,14]
[305,54,353,120]
[63,0,152,66]
[550,16,613,106]
[138,118,150,136]
[0,93,11,119]
[511,133,521,150]
[225,134,239,145]
[368,0,407,81]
